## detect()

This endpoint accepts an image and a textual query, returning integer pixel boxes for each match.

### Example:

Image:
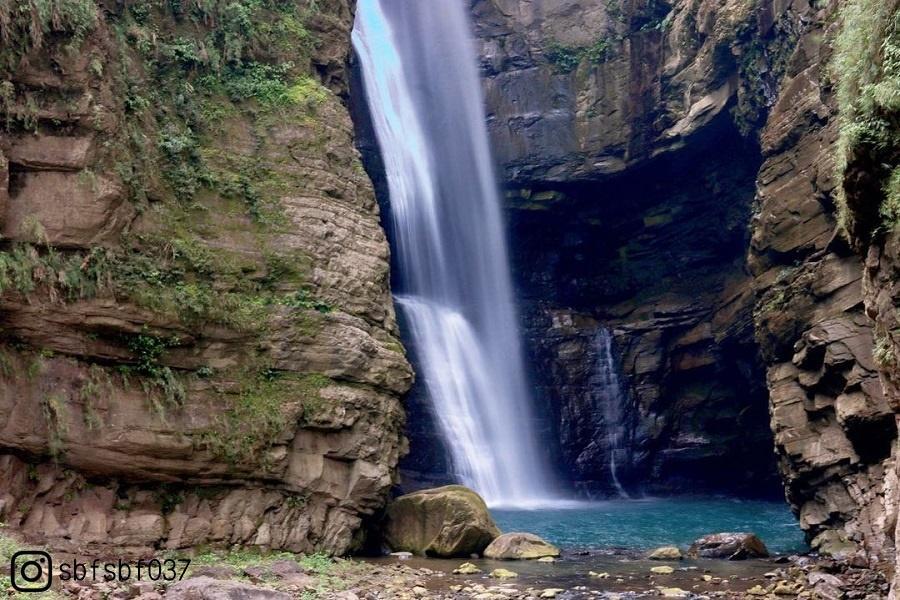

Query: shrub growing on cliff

[0,0,99,64]
[833,0,900,234]
[544,38,614,73]
[196,370,331,464]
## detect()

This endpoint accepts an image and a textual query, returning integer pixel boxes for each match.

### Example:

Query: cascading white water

[594,328,631,498]
[352,0,558,507]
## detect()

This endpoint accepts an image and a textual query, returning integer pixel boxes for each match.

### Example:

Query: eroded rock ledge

[0,0,411,555]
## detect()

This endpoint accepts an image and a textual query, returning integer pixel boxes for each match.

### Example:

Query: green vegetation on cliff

[544,38,613,73]
[0,0,342,454]
[197,370,332,464]
[834,0,900,235]
[0,0,99,67]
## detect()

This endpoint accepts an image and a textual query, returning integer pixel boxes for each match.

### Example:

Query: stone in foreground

[648,546,683,560]
[483,532,560,560]
[382,485,501,557]
[167,577,290,600]
[453,562,482,574]
[687,532,769,560]
[489,568,519,579]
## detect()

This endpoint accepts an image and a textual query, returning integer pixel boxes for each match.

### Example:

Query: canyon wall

[0,0,412,556]
[468,0,795,498]
[470,0,900,566]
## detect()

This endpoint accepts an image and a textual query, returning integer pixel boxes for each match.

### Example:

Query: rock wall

[829,0,900,586]
[467,0,796,497]
[749,0,897,562]
[506,127,779,497]
[469,0,900,564]
[0,0,411,556]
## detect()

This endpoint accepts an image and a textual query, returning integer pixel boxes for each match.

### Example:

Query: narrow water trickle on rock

[593,328,631,498]
[352,0,560,507]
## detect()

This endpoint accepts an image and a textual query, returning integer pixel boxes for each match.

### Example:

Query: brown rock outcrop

[748,0,896,563]
[0,0,412,556]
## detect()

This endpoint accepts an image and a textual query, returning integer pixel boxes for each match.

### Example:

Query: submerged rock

[648,546,683,560]
[687,532,769,560]
[651,566,675,575]
[483,532,560,560]
[382,485,500,557]
[658,588,689,598]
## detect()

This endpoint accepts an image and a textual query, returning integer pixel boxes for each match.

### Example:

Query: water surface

[493,497,806,554]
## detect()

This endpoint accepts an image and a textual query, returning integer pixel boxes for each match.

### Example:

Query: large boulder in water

[483,532,560,560]
[382,485,500,557]
[687,532,769,560]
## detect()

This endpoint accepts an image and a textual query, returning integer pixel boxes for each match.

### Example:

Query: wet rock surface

[686,533,769,560]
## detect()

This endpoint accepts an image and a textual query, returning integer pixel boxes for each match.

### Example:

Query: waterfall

[594,328,631,498]
[352,0,559,507]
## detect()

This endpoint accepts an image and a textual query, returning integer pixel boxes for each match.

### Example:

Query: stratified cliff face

[468,0,796,497]
[749,0,897,562]
[469,0,900,563]
[0,0,411,556]
[831,0,900,585]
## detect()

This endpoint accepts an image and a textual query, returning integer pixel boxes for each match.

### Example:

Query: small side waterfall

[352,0,558,506]
[594,328,631,498]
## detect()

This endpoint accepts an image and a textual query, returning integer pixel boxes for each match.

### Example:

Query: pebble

[539,589,565,598]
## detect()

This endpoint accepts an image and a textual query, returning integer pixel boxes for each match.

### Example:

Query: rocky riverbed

[28,550,888,600]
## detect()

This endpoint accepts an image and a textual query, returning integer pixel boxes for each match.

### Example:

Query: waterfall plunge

[352,0,559,507]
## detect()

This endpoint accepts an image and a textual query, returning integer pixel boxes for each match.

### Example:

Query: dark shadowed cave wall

[506,116,781,498]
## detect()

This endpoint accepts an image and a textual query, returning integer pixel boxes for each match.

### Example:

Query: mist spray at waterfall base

[352,0,563,508]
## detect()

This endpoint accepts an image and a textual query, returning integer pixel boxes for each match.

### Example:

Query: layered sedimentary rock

[832,0,900,586]
[507,134,778,497]
[749,1,897,563]
[466,0,797,497]
[0,0,411,555]
[468,0,899,564]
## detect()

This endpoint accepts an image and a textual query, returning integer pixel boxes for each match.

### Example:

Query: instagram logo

[10,550,52,592]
